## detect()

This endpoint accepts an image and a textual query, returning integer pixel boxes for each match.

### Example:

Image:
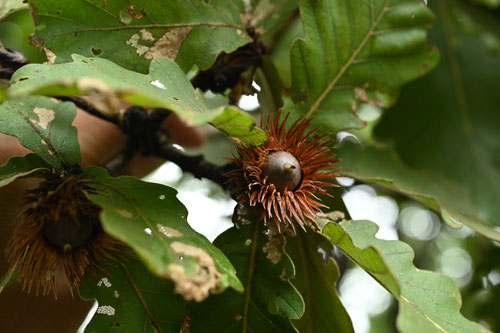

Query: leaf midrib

[122,263,162,332]
[400,295,489,333]
[42,20,243,36]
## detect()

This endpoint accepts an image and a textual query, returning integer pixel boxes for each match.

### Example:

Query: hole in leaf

[91,48,102,56]
[119,11,133,24]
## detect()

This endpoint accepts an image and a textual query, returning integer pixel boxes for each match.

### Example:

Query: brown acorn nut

[42,212,97,252]
[225,111,339,232]
[260,150,302,193]
[7,173,126,296]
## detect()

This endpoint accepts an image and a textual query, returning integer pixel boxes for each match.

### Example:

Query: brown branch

[153,136,236,193]
[104,149,137,176]
[2,48,236,190]
[57,96,118,124]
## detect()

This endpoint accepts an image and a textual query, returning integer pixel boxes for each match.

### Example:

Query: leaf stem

[153,138,236,194]
[57,96,118,124]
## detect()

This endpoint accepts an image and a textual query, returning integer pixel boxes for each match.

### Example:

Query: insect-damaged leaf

[190,223,304,332]
[0,96,81,171]
[28,0,251,73]
[9,55,267,146]
[285,0,438,134]
[80,258,189,333]
[84,167,243,302]
[323,219,489,333]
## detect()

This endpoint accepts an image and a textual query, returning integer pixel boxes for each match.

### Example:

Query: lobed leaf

[323,219,490,333]
[0,96,81,171]
[0,153,51,188]
[84,167,243,302]
[286,0,438,134]
[340,0,500,240]
[286,230,354,333]
[28,0,251,73]
[190,223,304,332]
[80,258,188,333]
[9,55,267,145]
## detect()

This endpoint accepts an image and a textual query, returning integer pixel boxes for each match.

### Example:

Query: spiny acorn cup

[7,172,126,297]
[225,111,340,232]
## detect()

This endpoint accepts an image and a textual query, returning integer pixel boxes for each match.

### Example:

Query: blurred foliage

[0,9,45,63]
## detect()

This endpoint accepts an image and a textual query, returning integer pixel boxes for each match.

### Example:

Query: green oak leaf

[340,0,500,240]
[286,230,354,333]
[190,223,304,332]
[9,55,266,145]
[84,166,243,301]
[209,106,267,146]
[339,143,500,241]
[28,0,251,73]
[286,0,439,134]
[0,153,51,188]
[0,0,27,20]
[80,258,188,333]
[0,96,81,171]
[323,219,489,333]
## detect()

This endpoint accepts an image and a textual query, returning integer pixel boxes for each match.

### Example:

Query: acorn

[225,111,339,232]
[7,172,126,296]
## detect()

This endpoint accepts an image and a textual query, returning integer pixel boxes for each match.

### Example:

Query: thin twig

[57,96,118,124]
[153,141,235,193]
[104,148,137,176]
